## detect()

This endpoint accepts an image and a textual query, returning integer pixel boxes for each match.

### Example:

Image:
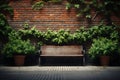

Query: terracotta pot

[14,55,25,66]
[100,56,110,66]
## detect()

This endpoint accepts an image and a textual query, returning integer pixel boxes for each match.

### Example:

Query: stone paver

[0,66,120,80]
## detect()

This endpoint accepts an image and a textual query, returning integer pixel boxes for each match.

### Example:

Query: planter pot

[14,55,25,66]
[100,56,110,66]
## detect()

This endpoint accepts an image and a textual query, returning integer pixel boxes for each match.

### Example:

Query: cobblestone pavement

[0,66,120,80]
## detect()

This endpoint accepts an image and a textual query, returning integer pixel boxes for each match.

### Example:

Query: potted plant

[88,37,118,66]
[2,31,36,66]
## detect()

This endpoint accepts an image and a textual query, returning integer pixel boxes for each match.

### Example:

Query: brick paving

[0,66,120,80]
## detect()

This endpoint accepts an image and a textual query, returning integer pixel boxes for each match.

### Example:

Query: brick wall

[8,0,120,31]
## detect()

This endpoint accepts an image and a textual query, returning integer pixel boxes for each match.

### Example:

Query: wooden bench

[40,45,85,65]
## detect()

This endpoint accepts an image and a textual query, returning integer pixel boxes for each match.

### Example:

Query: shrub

[88,37,119,58]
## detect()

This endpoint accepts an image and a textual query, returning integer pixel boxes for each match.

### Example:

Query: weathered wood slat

[40,45,83,56]
[40,45,85,65]
[40,55,84,56]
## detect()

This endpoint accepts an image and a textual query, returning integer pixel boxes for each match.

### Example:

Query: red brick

[8,0,120,31]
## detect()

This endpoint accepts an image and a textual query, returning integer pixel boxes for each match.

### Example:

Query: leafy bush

[0,0,14,54]
[73,27,91,44]
[0,14,12,37]
[88,37,119,58]
[2,31,36,58]
[18,24,120,46]
[19,28,89,45]
[19,27,43,40]
[51,29,71,45]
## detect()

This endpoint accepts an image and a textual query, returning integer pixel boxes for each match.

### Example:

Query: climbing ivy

[0,0,13,42]
[0,0,13,16]
[32,0,120,25]
[18,23,120,45]
[0,0,14,54]
[66,0,120,25]
[66,0,92,18]
[32,0,62,10]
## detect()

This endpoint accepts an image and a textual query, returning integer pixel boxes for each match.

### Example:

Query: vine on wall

[32,0,62,10]
[0,0,14,53]
[66,0,120,25]
[32,0,120,25]
[18,23,119,46]
[0,0,13,42]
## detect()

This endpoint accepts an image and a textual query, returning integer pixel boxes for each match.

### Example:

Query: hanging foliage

[66,0,120,25]
[0,0,13,42]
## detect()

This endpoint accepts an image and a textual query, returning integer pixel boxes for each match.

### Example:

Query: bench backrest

[41,45,83,56]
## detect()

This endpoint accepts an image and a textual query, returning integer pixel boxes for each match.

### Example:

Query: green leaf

[86,15,91,18]
[74,4,79,8]
[65,3,71,10]
[32,1,44,10]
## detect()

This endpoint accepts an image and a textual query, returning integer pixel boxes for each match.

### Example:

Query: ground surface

[0,66,120,80]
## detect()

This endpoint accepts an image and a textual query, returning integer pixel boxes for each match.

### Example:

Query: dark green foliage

[0,0,13,16]
[32,0,120,24]
[88,24,120,59]
[32,1,45,10]
[2,31,36,58]
[0,0,13,39]
[32,0,62,10]
[88,25,119,40]
[19,27,43,39]
[18,24,120,46]
[66,0,93,18]
[66,0,120,24]
[0,14,12,36]
[88,37,119,58]
[18,28,90,45]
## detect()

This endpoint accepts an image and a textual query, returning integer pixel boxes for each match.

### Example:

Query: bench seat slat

[40,55,84,57]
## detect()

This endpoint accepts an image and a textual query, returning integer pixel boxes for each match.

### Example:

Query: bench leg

[39,57,41,66]
[83,57,86,66]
